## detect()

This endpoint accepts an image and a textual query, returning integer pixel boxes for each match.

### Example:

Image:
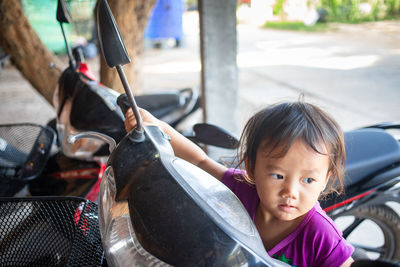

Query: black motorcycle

[52,0,200,161]
[14,0,200,200]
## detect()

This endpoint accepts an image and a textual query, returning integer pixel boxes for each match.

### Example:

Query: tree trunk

[0,0,62,105]
[99,0,156,94]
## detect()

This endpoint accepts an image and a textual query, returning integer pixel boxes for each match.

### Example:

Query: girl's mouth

[278,204,296,212]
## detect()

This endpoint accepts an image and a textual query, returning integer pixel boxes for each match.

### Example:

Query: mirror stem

[60,22,75,69]
[116,65,143,131]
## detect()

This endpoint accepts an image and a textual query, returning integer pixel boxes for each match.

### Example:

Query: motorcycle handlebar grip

[117,94,130,116]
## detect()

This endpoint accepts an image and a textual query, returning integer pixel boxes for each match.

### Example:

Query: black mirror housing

[192,123,239,149]
[97,0,130,67]
[56,0,72,24]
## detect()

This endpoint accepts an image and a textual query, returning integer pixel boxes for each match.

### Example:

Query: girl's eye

[271,174,283,179]
[302,177,315,184]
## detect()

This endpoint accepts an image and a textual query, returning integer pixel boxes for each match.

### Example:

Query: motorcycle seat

[344,128,400,187]
[118,88,199,127]
[135,92,184,118]
[69,79,126,142]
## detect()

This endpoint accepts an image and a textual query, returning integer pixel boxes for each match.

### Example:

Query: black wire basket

[0,123,55,196]
[0,196,104,266]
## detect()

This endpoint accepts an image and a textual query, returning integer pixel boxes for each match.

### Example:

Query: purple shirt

[222,168,354,267]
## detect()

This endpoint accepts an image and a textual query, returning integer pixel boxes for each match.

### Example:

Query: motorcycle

[0,0,236,201]
[24,0,200,200]
[52,0,200,161]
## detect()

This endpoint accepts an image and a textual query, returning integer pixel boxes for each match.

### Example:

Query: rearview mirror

[56,0,72,24]
[189,123,239,149]
[96,0,142,131]
[97,0,130,68]
[56,0,74,67]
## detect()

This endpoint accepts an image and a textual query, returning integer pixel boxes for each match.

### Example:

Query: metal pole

[116,65,143,132]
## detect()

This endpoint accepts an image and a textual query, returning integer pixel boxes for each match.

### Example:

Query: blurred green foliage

[319,0,400,22]
[22,0,96,54]
[263,21,330,31]
[269,0,400,23]
[273,0,286,15]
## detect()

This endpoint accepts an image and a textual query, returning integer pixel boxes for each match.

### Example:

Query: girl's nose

[280,181,298,199]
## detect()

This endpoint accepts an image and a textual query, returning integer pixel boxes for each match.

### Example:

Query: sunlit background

[2,0,400,132]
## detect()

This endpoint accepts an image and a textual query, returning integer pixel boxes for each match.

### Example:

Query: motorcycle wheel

[331,204,400,261]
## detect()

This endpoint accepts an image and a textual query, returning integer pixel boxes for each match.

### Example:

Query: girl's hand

[124,108,158,132]
[124,107,227,179]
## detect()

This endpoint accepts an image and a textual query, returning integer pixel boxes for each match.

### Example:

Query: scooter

[52,0,200,161]
[25,0,199,200]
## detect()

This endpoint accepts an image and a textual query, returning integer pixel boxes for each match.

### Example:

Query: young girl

[125,101,354,267]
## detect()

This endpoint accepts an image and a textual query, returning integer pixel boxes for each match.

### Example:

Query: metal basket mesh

[0,197,104,267]
[0,123,55,196]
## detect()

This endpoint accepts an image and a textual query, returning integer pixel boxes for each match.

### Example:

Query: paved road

[141,15,400,132]
[236,21,400,131]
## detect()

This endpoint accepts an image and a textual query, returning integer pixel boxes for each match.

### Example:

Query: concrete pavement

[141,14,400,133]
[236,21,400,131]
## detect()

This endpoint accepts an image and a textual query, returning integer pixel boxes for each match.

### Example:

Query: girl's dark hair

[237,101,346,197]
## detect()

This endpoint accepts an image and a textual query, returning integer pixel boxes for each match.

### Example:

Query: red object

[78,62,96,81]
[323,189,376,212]
[85,162,106,202]
[49,167,100,179]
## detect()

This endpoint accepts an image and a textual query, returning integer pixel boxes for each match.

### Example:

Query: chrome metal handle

[67,131,116,153]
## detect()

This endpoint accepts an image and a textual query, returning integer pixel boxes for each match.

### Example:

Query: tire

[331,204,400,261]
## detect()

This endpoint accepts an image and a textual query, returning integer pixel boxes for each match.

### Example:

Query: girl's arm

[124,108,228,180]
[340,257,354,267]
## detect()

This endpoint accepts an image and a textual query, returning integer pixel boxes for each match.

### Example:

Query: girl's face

[248,140,330,223]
